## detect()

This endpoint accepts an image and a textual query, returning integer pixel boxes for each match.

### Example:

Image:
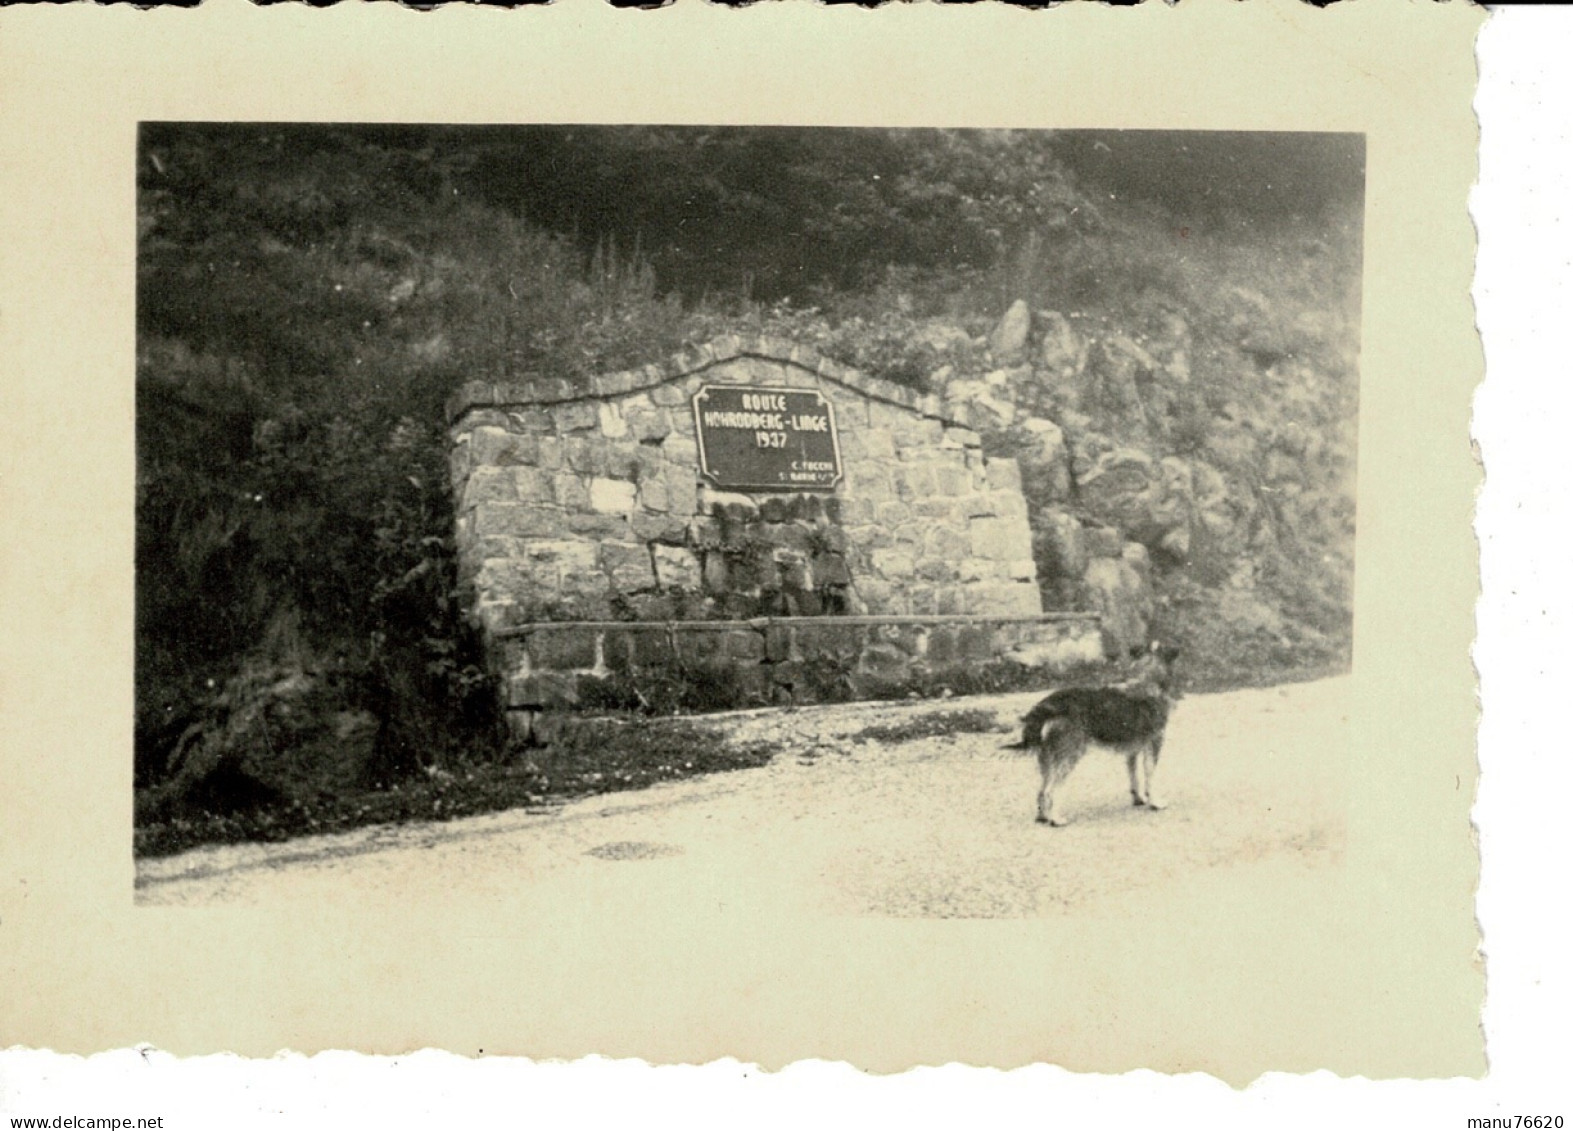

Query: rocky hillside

[871,230,1361,689]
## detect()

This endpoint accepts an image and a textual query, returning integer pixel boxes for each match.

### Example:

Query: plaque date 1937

[693,385,843,490]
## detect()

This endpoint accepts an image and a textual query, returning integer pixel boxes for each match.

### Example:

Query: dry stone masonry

[447,335,1101,727]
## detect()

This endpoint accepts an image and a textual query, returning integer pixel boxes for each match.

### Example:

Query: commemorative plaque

[692,385,842,490]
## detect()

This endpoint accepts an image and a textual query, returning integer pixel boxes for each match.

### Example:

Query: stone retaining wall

[447,335,1101,715]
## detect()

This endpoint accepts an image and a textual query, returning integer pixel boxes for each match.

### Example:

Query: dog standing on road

[1012,642,1182,827]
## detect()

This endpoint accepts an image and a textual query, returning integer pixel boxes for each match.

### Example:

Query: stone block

[723,629,766,663]
[590,477,637,514]
[985,457,1023,492]
[675,631,725,666]
[778,588,819,616]
[861,429,897,460]
[459,407,511,431]
[562,437,603,477]
[552,401,598,433]
[701,551,729,593]
[698,485,759,519]
[969,516,1032,561]
[777,553,811,591]
[603,442,643,482]
[462,467,517,509]
[732,551,780,592]
[876,500,912,528]
[516,506,567,539]
[795,624,864,663]
[1122,541,1152,578]
[471,502,529,539]
[599,630,636,674]
[473,558,526,600]
[959,558,999,583]
[1007,557,1038,582]
[927,625,960,665]
[630,630,677,669]
[507,672,579,709]
[564,512,630,541]
[522,539,601,574]
[905,584,939,615]
[848,464,892,498]
[835,497,873,525]
[652,544,703,590]
[892,523,926,551]
[941,425,981,450]
[1084,524,1124,559]
[511,466,555,505]
[990,299,1032,360]
[915,557,957,583]
[688,517,724,552]
[766,524,813,554]
[1084,556,1151,656]
[469,426,537,467]
[597,401,629,438]
[935,586,966,615]
[959,493,995,520]
[630,512,689,544]
[932,462,972,497]
[957,624,995,661]
[626,592,680,620]
[649,382,690,407]
[449,445,471,493]
[765,625,798,663]
[810,522,847,553]
[893,416,945,450]
[922,523,971,561]
[985,491,1029,518]
[892,464,937,501]
[665,468,699,516]
[812,551,852,587]
[601,542,657,590]
[854,578,896,614]
[870,548,916,579]
[626,407,672,443]
[553,472,590,510]
[527,629,600,672]
[911,498,962,524]
[859,642,909,679]
[638,474,670,513]
[471,535,522,562]
[1037,509,1088,580]
[532,436,563,471]
[662,433,700,465]
[1005,580,1046,614]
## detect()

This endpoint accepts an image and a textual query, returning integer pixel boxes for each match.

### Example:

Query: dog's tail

[1004,695,1069,751]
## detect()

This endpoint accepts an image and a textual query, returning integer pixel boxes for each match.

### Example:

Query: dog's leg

[1035,725,1083,827]
[1141,734,1167,811]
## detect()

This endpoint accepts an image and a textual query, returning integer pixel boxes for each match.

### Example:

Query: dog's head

[1133,640,1182,693]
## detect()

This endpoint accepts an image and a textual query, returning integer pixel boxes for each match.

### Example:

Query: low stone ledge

[491,611,1100,639]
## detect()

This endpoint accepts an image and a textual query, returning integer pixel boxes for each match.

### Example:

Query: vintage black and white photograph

[0,0,1502,1102]
[133,125,1364,917]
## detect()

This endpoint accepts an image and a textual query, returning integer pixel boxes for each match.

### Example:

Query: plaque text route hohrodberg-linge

[692,384,842,490]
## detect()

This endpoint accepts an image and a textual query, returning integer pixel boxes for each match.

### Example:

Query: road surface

[137,677,1348,916]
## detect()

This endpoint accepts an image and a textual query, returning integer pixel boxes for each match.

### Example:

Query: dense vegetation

[136,125,1363,851]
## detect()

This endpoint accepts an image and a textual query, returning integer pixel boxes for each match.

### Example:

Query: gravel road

[137,677,1348,916]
